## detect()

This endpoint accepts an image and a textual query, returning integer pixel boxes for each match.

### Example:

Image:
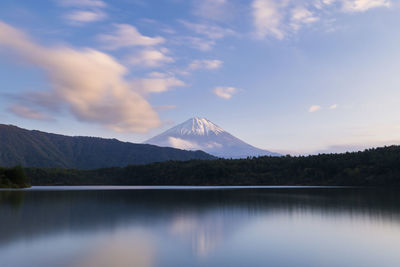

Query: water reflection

[0,187,400,267]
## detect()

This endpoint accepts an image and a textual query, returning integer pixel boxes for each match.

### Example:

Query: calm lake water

[1,186,400,267]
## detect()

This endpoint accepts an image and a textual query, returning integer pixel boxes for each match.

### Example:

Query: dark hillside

[0,124,215,169]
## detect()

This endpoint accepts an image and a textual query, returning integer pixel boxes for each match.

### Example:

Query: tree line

[25,146,400,186]
[0,166,30,188]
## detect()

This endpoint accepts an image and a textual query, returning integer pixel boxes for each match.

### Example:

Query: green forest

[0,124,214,169]
[25,146,400,186]
[0,166,30,188]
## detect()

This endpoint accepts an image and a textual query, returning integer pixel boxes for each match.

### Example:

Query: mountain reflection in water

[0,187,400,267]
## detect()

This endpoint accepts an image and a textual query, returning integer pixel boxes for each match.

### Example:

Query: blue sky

[0,0,399,154]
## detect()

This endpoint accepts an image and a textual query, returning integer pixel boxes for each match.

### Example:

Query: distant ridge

[145,117,280,158]
[0,124,215,169]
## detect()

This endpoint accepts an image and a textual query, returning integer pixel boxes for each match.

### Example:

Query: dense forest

[25,146,400,186]
[0,166,30,188]
[0,124,214,169]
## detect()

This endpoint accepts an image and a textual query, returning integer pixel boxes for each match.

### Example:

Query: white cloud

[168,137,200,150]
[252,0,286,39]
[329,104,338,109]
[65,10,107,24]
[252,0,391,40]
[127,49,174,68]
[58,0,106,8]
[0,21,166,133]
[290,7,319,30]
[341,0,391,12]
[314,0,337,9]
[98,24,165,50]
[309,105,322,112]
[213,87,237,99]
[315,0,391,12]
[132,76,185,94]
[183,36,216,51]
[189,59,223,70]
[147,72,169,78]
[180,20,236,40]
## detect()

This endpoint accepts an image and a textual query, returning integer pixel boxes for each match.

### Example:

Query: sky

[0,0,399,155]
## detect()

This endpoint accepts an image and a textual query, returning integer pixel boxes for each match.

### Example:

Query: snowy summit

[145,117,280,158]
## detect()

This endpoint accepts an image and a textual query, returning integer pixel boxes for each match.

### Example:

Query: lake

[1,186,400,267]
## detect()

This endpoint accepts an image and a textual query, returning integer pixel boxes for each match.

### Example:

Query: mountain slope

[145,117,280,158]
[0,124,215,169]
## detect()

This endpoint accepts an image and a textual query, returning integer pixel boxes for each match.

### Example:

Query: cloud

[168,137,200,150]
[315,0,391,12]
[178,20,235,51]
[146,72,169,78]
[213,87,237,99]
[127,48,174,68]
[192,0,230,21]
[132,75,185,94]
[58,0,106,8]
[8,105,53,121]
[329,104,338,109]
[180,20,236,40]
[341,0,391,12]
[252,0,391,40]
[98,24,165,50]
[0,21,167,133]
[189,59,223,70]
[252,0,286,39]
[64,10,107,24]
[183,37,216,51]
[309,105,322,112]
[59,0,107,25]
[290,6,319,30]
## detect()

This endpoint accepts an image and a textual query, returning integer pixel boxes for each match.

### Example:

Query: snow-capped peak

[145,117,281,158]
[166,117,225,136]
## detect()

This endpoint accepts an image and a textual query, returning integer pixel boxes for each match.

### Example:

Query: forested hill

[0,124,215,169]
[27,145,400,186]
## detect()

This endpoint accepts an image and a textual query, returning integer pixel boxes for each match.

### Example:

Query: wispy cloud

[8,105,53,121]
[58,0,106,8]
[64,10,107,24]
[341,0,391,12]
[214,87,237,99]
[132,75,185,94]
[252,0,391,40]
[188,59,223,70]
[181,36,216,51]
[59,0,108,25]
[252,0,286,39]
[329,104,338,109]
[290,6,319,31]
[192,0,231,21]
[180,20,236,40]
[98,24,165,50]
[0,21,185,132]
[168,137,200,150]
[127,48,174,68]
[309,105,322,112]
[178,20,236,51]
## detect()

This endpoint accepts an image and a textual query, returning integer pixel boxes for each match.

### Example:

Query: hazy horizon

[0,0,399,154]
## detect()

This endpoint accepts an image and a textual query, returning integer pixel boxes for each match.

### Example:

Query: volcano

[145,117,280,158]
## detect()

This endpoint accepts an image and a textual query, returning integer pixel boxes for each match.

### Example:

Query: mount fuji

[145,117,280,158]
